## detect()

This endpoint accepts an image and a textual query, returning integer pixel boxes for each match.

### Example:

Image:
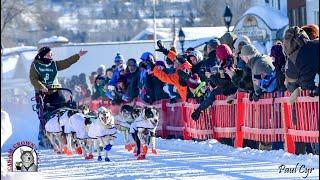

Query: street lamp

[178,27,185,53]
[223,4,233,32]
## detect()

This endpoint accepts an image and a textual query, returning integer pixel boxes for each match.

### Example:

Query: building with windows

[306,0,319,25]
[233,5,288,54]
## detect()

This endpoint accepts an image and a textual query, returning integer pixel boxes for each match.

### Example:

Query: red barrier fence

[78,90,319,154]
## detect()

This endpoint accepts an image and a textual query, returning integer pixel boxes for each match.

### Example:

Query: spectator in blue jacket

[109,53,125,86]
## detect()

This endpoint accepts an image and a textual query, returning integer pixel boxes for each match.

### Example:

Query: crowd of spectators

[62,24,319,154]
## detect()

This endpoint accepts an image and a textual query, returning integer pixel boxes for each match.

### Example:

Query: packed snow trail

[2,136,319,180]
[1,99,319,179]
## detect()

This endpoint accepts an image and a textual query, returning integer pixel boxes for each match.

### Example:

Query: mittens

[155,40,169,55]
[191,109,201,121]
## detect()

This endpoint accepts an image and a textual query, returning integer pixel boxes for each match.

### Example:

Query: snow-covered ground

[1,99,319,179]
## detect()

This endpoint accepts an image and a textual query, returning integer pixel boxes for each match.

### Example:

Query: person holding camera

[191,44,237,121]
[239,44,276,101]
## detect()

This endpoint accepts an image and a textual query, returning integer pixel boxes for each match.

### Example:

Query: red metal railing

[78,90,319,154]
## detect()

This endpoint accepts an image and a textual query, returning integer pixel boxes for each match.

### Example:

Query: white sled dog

[88,106,117,162]
[114,105,136,151]
[19,148,38,172]
[69,105,95,160]
[130,106,159,160]
[44,109,67,154]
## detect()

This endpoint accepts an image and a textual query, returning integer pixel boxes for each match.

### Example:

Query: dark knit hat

[240,44,259,57]
[219,32,237,49]
[35,46,51,60]
[270,42,286,68]
[270,42,285,59]
[216,44,233,61]
[205,39,221,49]
[127,58,137,66]
[139,61,148,69]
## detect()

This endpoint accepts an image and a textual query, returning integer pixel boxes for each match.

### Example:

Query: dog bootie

[75,147,82,155]
[137,154,146,160]
[105,157,110,162]
[97,155,102,161]
[142,145,148,155]
[104,144,113,151]
[63,146,72,156]
[125,144,130,151]
[152,148,157,155]
[85,153,93,160]
[133,148,138,156]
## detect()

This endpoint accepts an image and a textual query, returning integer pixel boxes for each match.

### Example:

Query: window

[301,7,306,25]
[292,8,299,26]
[315,11,319,26]
[277,0,280,10]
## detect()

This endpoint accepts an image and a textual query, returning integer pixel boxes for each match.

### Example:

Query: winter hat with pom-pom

[114,53,124,63]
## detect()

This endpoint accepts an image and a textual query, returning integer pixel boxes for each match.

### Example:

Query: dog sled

[31,88,77,148]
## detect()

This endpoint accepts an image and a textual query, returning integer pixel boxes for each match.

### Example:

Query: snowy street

[2,136,319,180]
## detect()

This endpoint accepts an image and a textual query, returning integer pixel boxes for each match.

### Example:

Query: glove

[191,109,201,121]
[122,94,129,102]
[155,40,169,55]
[252,92,261,102]
[104,144,113,151]
[105,91,114,100]
[249,91,261,102]
[309,87,319,97]
[249,91,254,101]
[288,87,301,105]
[178,69,191,83]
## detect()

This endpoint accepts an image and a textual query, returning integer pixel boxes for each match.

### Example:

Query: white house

[233,5,288,55]
[306,0,319,25]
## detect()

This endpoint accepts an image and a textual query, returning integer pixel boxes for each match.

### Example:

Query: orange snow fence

[78,90,319,154]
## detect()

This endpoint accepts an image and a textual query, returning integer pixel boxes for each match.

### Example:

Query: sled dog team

[44,104,159,161]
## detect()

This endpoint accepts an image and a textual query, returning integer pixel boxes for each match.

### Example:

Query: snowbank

[1,100,39,152]
[157,138,319,168]
[1,110,12,176]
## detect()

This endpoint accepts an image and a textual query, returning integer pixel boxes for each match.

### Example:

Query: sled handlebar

[47,88,73,95]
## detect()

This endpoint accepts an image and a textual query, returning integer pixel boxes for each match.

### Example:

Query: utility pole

[153,0,157,59]
[171,15,176,48]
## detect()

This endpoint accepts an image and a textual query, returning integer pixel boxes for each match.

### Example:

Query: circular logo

[7,141,38,172]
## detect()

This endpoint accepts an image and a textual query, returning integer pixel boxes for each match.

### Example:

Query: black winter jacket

[286,39,319,91]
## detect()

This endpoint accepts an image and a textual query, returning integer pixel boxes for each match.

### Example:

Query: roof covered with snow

[131,26,234,41]
[241,6,288,30]
[38,36,69,44]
